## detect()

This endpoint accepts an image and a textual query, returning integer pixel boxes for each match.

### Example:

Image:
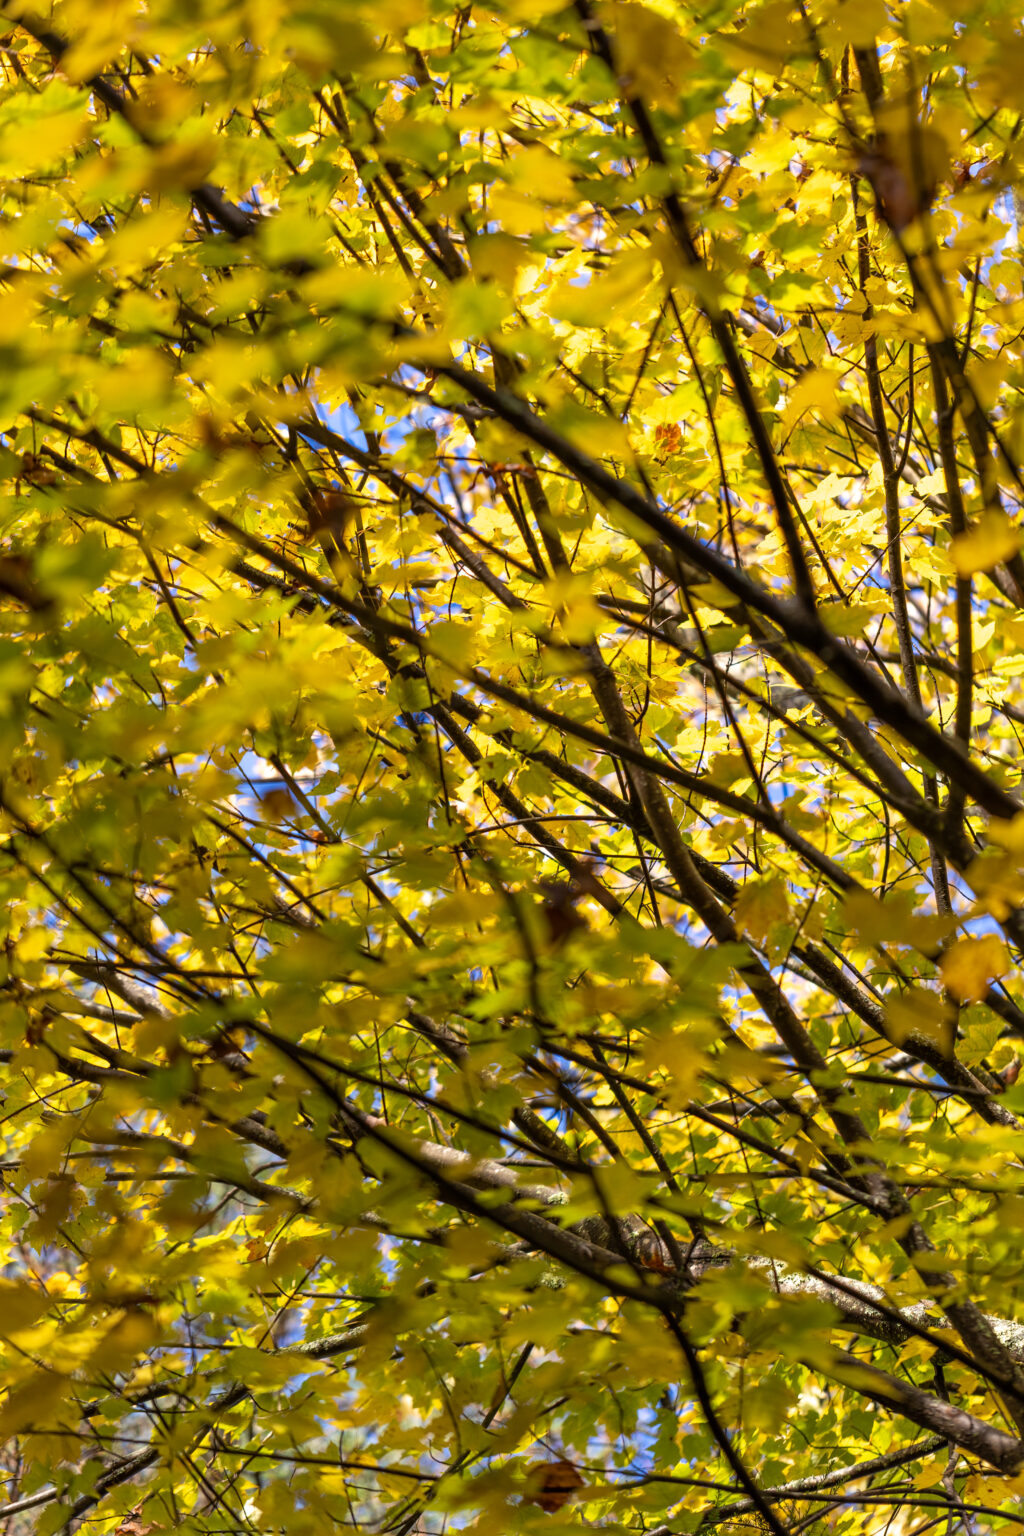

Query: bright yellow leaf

[939,934,1010,1001]
[950,511,1021,575]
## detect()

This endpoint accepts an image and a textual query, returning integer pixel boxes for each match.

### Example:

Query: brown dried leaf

[526,1459,584,1512]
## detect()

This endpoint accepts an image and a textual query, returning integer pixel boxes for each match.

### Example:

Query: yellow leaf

[547,398,631,459]
[643,1023,714,1106]
[549,247,658,326]
[884,988,955,1053]
[950,511,1021,576]
[58,0,141,80]
[723,0,802,67]
[967,850,1024,921]
[147,133,219,193]
[88,1310,160,1373]
[986,812,1024,855]
[486,184,549,238]
[0,109,86,178]
[0,1282,49,1336]
[227,1347,325,1386]
[844,890,905,947]
[102,206,190,272]
[597,3,695,102]
[781,369,843,433]
[92,352,173,418]
[506,146,576,203]
[840,0,891,45]
[914,469,947,497]
[20,1122,76,1182]
[915,1458,947,1489]
[0,1371,68,1438]
[468,233,529,290]
[969,356,1007,410]
[939,934,1009,1001]
[821,602,879,637]
[429,620,474,665]
[734,876,790,944]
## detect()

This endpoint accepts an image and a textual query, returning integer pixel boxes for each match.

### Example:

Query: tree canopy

[5,0,1024,1531]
